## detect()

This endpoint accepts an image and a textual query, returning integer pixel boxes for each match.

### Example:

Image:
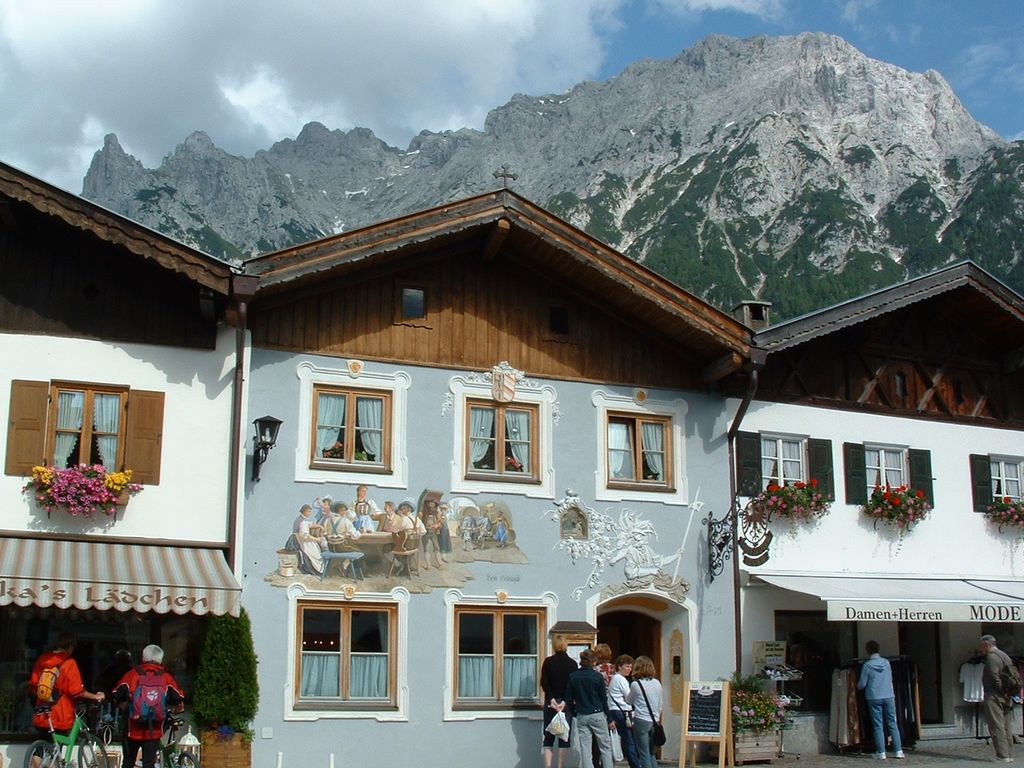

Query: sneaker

[895,752,905,759]
[873,754,887,760]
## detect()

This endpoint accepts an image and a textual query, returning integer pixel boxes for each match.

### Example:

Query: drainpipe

[227,274,259,573]
[727,347,766,675]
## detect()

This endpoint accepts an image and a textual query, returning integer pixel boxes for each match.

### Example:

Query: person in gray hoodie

[858,640,904,760]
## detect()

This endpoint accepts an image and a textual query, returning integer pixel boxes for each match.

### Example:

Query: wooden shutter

[5,380,49,475]
[843,442,867,505]
[735,431,762,496]
[124,390,164,485]
[807,438,834,501]
[969,454,993,512]
[908,449,934,506]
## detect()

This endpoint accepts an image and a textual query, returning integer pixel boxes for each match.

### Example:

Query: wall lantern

[252,415,283,481]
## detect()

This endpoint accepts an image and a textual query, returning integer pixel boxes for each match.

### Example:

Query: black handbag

[638,680,667,747]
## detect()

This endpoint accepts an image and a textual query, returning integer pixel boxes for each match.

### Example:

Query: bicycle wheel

[76,732,108,768]
[96,721,114,748]
[176,753,200,768]
[23,740,60,768]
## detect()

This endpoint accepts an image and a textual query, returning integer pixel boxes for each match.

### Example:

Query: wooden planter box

[200,731,252,768]
[734,730,779,765]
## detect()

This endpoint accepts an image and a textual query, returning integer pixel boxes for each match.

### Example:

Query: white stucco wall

[0,330,237,543]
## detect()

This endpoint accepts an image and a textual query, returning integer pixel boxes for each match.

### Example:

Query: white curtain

[504,410,530,472]
[458,656,494,697]
[781,439,802,484]
[640,422,664,481]
[503,657,537,698]
[469,408,495,466]
[350,654,388,698]
[300,653,340,697]
[761,437,779,485]
[316,394,346,454]
[55,391,84,466]
[884,449,903,487]
[355,397,383,461]
[607,422,634,479]
[93,393,120,470]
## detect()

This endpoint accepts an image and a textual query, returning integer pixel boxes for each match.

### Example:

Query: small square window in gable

[543,304,574,342]
[395,285,431,328]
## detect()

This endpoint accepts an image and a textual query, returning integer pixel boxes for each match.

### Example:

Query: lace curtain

[640,422,664,481]
[504,410,530,472]
[93,393,120,470]
[55,391,83,466]
[355,397,383,461]
[607,422,634,479]
[316,393,346,455]
[469,407,495,467]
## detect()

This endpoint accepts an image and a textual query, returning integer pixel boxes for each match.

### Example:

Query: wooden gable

[754,267,1024,427]
[0,162,234,348]
[248,191,751,388]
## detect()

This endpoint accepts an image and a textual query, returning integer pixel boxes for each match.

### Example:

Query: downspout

[227,274,259,573]
[727,347,766,675]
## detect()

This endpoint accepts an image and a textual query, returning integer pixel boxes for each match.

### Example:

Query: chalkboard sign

[680,681,732,768]
[686,682,724,736]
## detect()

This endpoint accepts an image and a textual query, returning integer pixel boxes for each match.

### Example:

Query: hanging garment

[960,660,985,703]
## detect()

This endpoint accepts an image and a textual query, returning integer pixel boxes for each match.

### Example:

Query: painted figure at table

[312,495,333,523]
[352,484,381,521]
[376,500,400,533]
[323,502,361,541]
[293,504,325,576]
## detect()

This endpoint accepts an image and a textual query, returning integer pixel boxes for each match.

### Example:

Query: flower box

[984,497,1024,533]
[23,464,142,518]
[862,484,930,533]
[200,731,251,768]
[748,478,831,524]
[734,729,780,764]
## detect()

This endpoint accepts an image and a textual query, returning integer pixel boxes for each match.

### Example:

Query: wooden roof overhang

[754,261,1024,363]
[0,161,234,295]
[247,190,753,382]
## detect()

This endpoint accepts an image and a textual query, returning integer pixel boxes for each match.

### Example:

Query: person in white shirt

[608,655,642,768]
[626,656,662,768]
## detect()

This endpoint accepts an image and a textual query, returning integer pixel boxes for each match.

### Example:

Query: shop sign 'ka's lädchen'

[0,579,209,610]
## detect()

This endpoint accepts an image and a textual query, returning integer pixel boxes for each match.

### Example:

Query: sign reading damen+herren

[828,602,1024,623]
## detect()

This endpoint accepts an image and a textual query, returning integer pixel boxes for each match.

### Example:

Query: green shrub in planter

[193,607,259,737]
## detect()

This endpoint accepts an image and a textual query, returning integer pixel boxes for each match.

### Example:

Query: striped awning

[0,538,241,616]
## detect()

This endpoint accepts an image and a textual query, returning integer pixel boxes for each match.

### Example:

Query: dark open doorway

[597,609,661,672]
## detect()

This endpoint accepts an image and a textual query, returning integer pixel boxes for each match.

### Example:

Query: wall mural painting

[546,490,695,601]
[269,486,527,594]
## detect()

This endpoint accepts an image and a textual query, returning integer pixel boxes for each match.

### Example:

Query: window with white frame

[606,412,672,489]
[864,445,906,492]
[465,400,539,482]
[991,458,1022,501]
[295,599,398,710]
[311,385,392,472]
[761,435,806,487]
[454,605,543,707]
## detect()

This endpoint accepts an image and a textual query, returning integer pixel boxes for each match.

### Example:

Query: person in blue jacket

[858,640,904,760]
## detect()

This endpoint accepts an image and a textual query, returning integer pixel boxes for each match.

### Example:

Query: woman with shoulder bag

[608,655,642,768]
[626,656,663,768]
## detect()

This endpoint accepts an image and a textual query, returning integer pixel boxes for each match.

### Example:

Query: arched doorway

[597,609,662,672]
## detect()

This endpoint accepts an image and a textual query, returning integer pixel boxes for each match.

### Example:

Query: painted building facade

[237,191,754,767]
[0,162,244,764]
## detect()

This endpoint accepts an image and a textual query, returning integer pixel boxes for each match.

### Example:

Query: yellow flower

[104,469,133,492]
[32,466,53,486]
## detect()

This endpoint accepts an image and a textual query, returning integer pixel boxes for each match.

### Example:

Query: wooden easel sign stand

[679,680,732,768]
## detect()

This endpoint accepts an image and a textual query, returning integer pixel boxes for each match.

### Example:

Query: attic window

[401,288,425,320]
[548,306,571,337]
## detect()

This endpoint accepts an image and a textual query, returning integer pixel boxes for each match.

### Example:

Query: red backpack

[130,666,168,726]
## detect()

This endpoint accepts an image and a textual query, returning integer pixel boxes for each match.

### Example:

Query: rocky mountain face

[82,32,1024,319]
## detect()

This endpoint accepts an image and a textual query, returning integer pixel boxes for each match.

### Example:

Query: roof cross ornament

[492,164,518,189]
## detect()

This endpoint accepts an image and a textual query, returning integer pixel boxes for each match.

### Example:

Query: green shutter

[807,438,834,501]
[843,442,867,505]
[736,431,762,497]
[908,449,934,506]
[969,454,993,512]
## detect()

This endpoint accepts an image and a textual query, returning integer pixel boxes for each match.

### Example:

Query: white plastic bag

[610,729,624,762]
[546,710,570,739]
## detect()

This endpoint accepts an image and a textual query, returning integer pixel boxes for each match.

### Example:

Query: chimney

[732,300,772,331]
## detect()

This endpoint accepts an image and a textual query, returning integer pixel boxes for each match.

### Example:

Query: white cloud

[652,0,787,21]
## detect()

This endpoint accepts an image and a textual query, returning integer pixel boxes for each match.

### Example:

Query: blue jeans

[633,718,657,768]
[868,697,902,755]
[609,709,642,768]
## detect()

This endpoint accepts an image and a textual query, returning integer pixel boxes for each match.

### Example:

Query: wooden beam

[701,351,744,382]
[482,217,511,261]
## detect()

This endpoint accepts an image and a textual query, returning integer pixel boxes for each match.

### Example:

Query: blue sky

[1,0,1021,193]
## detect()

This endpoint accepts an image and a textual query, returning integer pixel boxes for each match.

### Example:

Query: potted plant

[861,484,931,534]
[983,497,1024,534]
[22,464,142,517]
[748,478,831,524]
[729,672,785,762]
[193,608,259,768]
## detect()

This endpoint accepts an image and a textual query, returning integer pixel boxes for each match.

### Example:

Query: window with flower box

[606,412,673,490]
[843,443,933,505]
[969,454,1023,511]
[5,379,163,483]
[453,605,543,708]
[464,400,538,483]
[311,386,392,473]
[735,432,834,499]
[295,599,398,710]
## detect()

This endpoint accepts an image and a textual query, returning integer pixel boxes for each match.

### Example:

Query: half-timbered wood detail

[753,265,1024,428]
[247,190,752,387]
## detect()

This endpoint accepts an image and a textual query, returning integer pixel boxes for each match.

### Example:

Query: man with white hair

[113,644,185,768]
[980,634,1016,762]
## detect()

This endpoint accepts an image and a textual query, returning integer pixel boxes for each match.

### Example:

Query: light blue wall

[240,350,738,767]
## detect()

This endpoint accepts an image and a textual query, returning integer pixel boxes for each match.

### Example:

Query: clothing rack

[963,654,989,743]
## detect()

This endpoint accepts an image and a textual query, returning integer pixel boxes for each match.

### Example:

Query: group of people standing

[541,638,663,768]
